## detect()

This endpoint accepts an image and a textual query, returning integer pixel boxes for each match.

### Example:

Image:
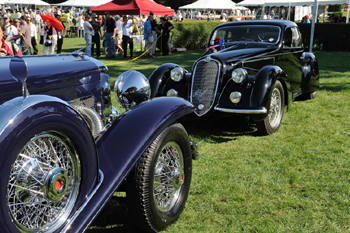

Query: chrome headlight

[167,89,178,97]
[114,70,150,111]
[231,68,248,84]
[230,92,242,104]
[170,67,184,82]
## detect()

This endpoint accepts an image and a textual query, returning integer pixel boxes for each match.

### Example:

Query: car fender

[149,63,180,98]
[65,97,195,232]
[301,52,319,94]
[0,95,99,232]
[250,65,288,119]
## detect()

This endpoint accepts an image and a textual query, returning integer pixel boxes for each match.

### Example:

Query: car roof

[215,20,297,30]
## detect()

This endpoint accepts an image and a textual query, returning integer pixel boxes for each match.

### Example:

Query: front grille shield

[190,58,220,116]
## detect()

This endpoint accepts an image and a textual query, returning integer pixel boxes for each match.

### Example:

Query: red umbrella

[40,14,64,30]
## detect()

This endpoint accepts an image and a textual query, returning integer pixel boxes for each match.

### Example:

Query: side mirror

[9,56,29,97]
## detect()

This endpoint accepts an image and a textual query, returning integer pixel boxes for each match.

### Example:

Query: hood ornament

[10,56,29,98]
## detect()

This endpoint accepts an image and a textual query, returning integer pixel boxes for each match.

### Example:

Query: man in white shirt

[35,13,41,32]
[114,15,123,55]
[27,17,38,55]
[3,14,20,43]
[122,15,133,60]
[83,15,93,57]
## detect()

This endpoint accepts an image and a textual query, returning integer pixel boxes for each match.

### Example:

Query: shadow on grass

[87,197,138,233]
[180,114,258,143]
[319,83,350,93]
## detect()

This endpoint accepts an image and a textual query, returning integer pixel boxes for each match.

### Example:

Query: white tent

[264,0,348,6]
[54,0,111,7]
[2,0,49,5]
[236,0,265,7]
[179,0,236,9]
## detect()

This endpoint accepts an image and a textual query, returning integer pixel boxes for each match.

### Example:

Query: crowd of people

[0,7,175,58]
[1,6,348,57]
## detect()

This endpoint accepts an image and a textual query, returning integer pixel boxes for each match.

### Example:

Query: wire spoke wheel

[7,133,81,232]
[126,123,192,232]
[268,87,282,128]
[153,142,184,212]
[257,80,285,135]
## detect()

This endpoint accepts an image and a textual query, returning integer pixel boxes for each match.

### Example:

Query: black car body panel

[149,20,319,134]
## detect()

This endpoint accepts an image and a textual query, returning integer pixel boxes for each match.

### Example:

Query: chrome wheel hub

[8,133,81,233]
[153,142,184,212]
[44,167,68,202]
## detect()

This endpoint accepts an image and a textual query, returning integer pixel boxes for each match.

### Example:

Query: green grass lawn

[44,37,350,232]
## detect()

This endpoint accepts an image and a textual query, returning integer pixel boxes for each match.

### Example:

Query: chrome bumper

[214,106,267,114]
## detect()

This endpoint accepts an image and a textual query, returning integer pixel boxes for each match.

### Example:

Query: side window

[283,28,292,47]
[291,27,302,48]
[284,27,302,48]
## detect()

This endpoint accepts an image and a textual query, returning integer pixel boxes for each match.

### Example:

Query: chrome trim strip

[61,169,104,233]
[214,106,267,114]
[190,57,221,116]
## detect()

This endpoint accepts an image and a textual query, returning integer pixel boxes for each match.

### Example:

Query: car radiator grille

[190,59,220,116]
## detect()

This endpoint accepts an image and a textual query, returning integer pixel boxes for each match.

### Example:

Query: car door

[276,26,304,95]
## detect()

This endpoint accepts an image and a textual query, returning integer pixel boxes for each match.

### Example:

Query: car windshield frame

[209,25,282,46]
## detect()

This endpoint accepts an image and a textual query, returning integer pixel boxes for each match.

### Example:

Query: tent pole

[287,1,291,20]
[309,0,317,53]
[262,3,265,19]
[347,0,350,23]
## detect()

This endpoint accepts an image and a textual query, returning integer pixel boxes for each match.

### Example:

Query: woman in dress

[41,20,57,54]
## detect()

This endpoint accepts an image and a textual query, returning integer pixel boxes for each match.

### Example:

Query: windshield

[210,25,281,45]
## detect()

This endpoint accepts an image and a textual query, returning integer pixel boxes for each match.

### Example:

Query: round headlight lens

[230,92,242,104]
[231,68,248,84]
[170,67,184,82]
[167,89,178,97]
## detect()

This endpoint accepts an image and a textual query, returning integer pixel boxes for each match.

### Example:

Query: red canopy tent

[89,0,174,15]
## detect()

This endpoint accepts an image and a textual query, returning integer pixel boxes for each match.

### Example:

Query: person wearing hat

[3,14,21,43]
[90,13,101,58]
[0,19,22,56]
[103,11,117,58]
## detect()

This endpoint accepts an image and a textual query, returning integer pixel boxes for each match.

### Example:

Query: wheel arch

[0,95,99,233]
[149,63,181,98]
[250,65,289,119]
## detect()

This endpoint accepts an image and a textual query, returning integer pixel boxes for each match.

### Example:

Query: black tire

[126,123,192,232]
[257,80,285,135]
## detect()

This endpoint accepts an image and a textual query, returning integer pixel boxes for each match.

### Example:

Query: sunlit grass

[48,37,350,232]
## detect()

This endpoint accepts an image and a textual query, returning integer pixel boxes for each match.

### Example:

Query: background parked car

[148,20,319,135]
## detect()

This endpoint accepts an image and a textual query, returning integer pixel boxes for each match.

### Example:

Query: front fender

[65,97,195,232]
[301,52,319,94]
[250,65,286,119]
[149,63,180,98]
[0,95,98,233]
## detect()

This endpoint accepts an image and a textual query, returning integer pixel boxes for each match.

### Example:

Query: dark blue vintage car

[0,53,198,232]
[149,20,319,135]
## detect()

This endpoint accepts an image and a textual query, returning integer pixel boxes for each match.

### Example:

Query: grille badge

[198,104,204,110]
[205,56,211,62]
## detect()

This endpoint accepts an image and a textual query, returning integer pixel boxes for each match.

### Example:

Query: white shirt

[116,20,122,34]
[83,21,92,35]
[17,12,22,18]
[35,14,41,22]
[78,18,84,29]
[122,20,132,37]
[5,24,18,39]
[30,23,37,39]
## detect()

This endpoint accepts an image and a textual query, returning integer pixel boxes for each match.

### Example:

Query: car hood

[203,43,278,64]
